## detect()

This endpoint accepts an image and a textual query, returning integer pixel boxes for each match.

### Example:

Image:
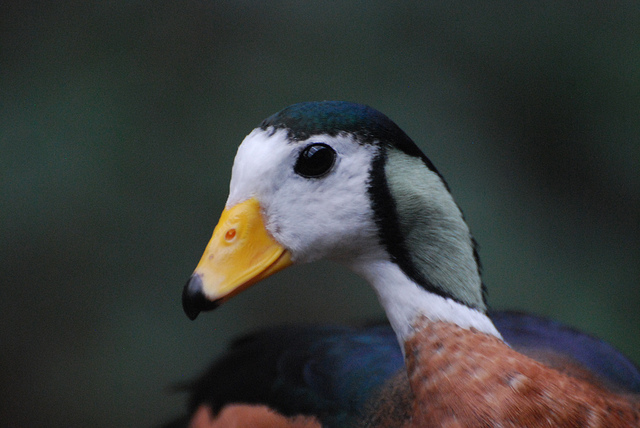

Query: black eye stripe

[294,143,337,178]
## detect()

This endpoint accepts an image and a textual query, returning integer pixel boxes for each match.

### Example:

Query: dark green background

[2,2,639,427]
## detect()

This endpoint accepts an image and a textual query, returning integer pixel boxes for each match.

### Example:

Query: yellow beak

[182,197,292,320]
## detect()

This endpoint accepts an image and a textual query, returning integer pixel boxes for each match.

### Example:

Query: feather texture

[405,319,640,427]
[164,312,640,427]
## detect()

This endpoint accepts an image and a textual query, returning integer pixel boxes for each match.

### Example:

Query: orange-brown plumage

[405,320,640,427]
[187,404,321,428]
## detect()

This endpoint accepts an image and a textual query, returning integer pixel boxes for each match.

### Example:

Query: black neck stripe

[367,146,464,305]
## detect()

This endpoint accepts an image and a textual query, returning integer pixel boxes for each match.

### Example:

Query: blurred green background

[1,1,639,427]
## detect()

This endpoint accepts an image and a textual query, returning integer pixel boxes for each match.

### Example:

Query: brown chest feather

[404,321,640,428]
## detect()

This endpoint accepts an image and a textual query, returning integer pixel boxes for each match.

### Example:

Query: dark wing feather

[183,324,403,427]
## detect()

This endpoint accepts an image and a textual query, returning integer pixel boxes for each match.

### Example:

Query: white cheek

[226,129,380,264]
[266,139,379,263]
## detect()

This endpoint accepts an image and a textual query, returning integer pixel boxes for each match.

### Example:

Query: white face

[227,128,382,264]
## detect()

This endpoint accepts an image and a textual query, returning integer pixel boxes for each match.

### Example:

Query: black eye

[294,143,336,178]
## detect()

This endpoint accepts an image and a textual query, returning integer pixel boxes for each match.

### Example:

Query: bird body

[178,101,640,427]
[169,311,640,428]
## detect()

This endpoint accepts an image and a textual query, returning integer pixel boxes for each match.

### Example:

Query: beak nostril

[182,274,221,320]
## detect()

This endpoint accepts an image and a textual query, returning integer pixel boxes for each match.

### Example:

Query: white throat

[350,257,502,349]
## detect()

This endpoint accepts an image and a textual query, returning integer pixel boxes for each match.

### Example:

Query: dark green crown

[260,101,442,176]
[260,101,409,145]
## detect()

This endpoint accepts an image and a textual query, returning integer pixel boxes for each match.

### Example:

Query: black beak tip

[182,274,221,320]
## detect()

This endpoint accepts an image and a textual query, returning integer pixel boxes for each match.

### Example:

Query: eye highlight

[294,143,336,178]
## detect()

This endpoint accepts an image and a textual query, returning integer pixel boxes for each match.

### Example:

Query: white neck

[350,258,502,350]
